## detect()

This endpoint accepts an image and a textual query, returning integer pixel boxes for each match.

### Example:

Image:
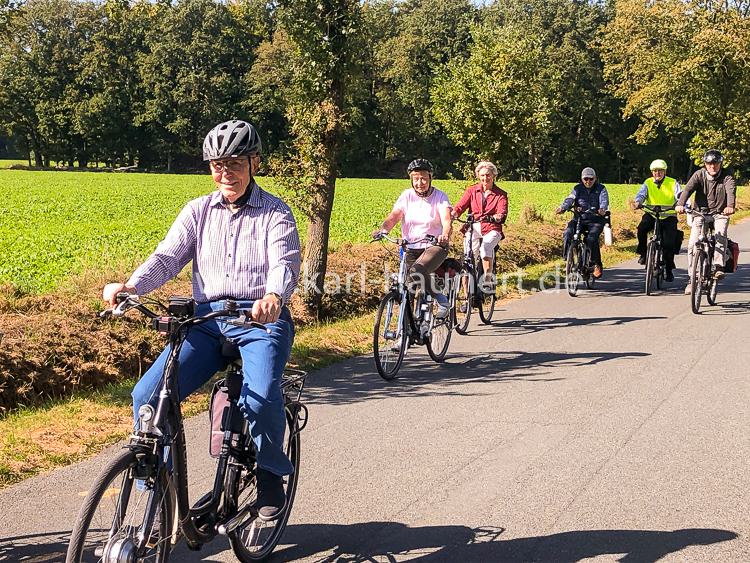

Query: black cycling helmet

[407,158,434,175]
[703,149,723,164]
[203,120,262,161]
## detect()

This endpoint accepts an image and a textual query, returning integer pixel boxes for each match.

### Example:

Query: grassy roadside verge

[2,195,749,489]
[0,313,374,487]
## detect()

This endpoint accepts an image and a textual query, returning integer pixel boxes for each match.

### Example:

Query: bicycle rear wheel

[427,299,452,362]
[373,291,407,380]
[645,241,655,295]
[691,251,705,314]
[66,448,174,563]
[477,272,497,324]
[454,268,472,335]
[227,408,301,562]
[655,245,664,290]
[707,278,718,305]
[565,245,581,297]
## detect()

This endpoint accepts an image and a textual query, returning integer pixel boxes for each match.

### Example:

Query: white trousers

[687,213,729,274]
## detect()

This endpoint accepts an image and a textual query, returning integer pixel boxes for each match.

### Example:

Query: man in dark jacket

[556,167,610,279]
[676,149,735,294]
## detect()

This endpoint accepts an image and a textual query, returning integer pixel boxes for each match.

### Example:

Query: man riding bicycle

[555,167,610,279]
[372,158,452,319]
[631,158,682,282]
[451,160,508,284]
[102,120,301,521]
[676,149,736,294]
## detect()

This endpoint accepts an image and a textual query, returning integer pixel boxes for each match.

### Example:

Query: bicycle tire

[565,244,580,297]
[582,246,595,289]
[645,241,655,295]
[373,291,407,380]
[454,269,472,335]
[426,299,452,362]
[66,448,173,563]
[227,408,301,562]
[691,251,704,314]
[655,244,664,290]
[707,277,718,305]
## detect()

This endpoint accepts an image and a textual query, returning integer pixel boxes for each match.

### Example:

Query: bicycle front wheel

[66,448,174,563]
[227,408,301,562]
[645,241,656,295]
[565,245,581,297]
[454,268,472,335]
[373,291,407,380]
[426,299,452,362]
[691,251,705,314]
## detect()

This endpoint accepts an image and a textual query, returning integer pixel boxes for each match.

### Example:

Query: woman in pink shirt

[373,159,453,318]
[451,161,508,279]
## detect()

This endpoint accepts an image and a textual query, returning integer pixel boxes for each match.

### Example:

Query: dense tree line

[2,0,749,181]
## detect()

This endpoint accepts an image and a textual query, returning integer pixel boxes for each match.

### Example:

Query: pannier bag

[726,239,740,273]
[209,380,230,458]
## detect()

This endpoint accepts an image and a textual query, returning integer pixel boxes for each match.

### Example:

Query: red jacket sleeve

[453,187,473,217]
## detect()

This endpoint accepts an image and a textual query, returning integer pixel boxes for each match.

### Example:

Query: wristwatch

[265,292,283,306]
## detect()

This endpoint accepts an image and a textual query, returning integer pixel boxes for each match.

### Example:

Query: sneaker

[665,270,674,282]
[459,303,468,314]
[255,468,286,521]
[593,265,603,279]
[390,336,403,352]
[434,294,449,319]
[637,255,646,265]
[684,283,692,295]
[713,268,725,280]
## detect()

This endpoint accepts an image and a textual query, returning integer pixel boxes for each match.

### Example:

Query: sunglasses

[582,177,595,181]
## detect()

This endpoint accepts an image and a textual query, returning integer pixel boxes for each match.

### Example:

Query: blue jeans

[132,301,295,476]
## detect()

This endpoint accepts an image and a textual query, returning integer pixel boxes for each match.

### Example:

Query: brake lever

[224,314,272,334]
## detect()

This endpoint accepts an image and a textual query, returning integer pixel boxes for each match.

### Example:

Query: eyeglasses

[582,177,595,182]
[210,158,247,173]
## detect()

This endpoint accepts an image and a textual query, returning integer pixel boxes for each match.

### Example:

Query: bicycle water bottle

[603,224,613,246]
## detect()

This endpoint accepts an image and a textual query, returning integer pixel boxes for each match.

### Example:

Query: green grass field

[0,168,638,293]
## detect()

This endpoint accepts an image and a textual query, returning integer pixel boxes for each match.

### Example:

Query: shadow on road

[164,520,739,562]
[473,315,667,336]
[304,349,650,406]
[2,521,738,563]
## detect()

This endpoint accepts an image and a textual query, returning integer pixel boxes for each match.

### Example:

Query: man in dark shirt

[555,167,610,279]
[676,149,736,294]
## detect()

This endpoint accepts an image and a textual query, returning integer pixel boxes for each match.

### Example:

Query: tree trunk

[302,176,336,319]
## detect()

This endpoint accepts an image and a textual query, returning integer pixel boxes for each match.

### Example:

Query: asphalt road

[2,220,749,562]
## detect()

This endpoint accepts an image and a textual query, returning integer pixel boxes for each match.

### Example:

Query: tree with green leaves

[602,0,750,169]
[252,0,365,316]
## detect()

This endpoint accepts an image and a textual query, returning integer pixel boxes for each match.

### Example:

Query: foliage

[602,0,750,166]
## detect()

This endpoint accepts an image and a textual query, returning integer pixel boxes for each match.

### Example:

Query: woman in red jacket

[451,161,508,280]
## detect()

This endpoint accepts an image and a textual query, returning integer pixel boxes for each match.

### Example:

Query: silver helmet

[202,120,262,161]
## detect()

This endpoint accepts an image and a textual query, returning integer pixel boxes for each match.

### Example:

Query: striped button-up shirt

[128,183,301,304]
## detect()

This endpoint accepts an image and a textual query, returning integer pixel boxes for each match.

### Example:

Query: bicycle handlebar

[100,293,269,333]
[371,233,438,246]
[454,213,501,225]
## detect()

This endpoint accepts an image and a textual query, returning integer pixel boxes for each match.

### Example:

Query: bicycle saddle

[220,337,242,361]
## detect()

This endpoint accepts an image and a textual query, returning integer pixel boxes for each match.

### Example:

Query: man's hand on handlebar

[252,293,282,324]
[631,201,642,210]
[555,207,564,215]
[675,205,686,214]
[103,282,136,308]
[723,206,735,215]
[597,208,607,217]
